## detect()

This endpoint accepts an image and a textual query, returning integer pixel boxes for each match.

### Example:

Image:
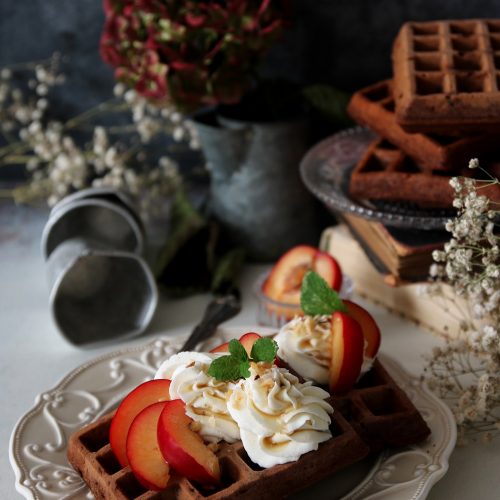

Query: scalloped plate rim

[341,353,456,500]
[9,326,456,500]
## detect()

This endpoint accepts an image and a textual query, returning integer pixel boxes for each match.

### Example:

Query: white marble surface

[1,202,499,499]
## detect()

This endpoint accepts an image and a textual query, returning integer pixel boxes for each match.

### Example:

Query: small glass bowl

[254,271,354,328]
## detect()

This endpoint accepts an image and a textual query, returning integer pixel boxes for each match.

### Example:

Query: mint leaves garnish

[208,337,278,381]
[208,355,247,380]
[250,338,278,363]
[300,270,347,316]
[228,339,248,361]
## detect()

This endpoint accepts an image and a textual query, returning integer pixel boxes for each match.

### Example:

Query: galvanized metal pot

[42,188,144,259]
[193,111,321,261]
[42,188,158,347]
[46,238,158,347]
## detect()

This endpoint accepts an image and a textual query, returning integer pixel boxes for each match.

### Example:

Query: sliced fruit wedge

[126,402,170,491]
[157,399,221,486]
[263,245,342,308]
[209,341,230,353]
[239,332,262,355]
[110,379,171,467]
[209,332,262,355]
[344,300,381,359]
[329,312,364,394]
[314,252,342,292]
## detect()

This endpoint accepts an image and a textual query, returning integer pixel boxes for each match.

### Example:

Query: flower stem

[64,98,124,129]
[1,155,36,164]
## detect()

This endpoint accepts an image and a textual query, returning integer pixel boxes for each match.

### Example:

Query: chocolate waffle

[392,19,500,134]
[349,139,500,208]
[67,360,430,499]
[347,80,498,170]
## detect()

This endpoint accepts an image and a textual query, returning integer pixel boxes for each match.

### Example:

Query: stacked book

[340,213,448,285]
[320,225,464,338]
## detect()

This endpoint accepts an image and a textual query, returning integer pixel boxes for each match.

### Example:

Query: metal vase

[193,111,321,261]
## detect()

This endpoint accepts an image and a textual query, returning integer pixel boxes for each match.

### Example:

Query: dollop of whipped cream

[276,315,374,385]
[275,315,332,384]
[226,362,333,468]
[155,352,240,443]
[155,351,333,468]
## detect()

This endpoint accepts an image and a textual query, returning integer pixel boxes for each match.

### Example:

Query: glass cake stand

[300,127,454,230]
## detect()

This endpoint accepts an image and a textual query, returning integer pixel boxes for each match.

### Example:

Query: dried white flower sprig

[0,56,201,218]
[424,159,499,444]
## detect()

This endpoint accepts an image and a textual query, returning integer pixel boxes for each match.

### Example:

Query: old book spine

[320,225,463,338]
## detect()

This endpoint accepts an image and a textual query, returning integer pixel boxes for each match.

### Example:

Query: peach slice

[344,300,381,359]
[126,402,170,491]
[329,312,364,394]
[110,379,171,467]
[209,341,229,353]
[157,399,221,486]
[264,244,316,303]
[262,246,342,319]
[239,332,262,354]
[314,252,342,292]
[209,332,262,355]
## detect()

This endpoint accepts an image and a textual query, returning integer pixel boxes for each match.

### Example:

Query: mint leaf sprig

[208,338,278,381]
[300,270,347,316]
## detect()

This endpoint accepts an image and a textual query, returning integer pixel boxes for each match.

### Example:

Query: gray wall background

[1,0,500,118]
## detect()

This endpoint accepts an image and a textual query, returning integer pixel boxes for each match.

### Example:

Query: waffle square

[392,19,500,134]
[67,360,430,499]
[349,138,500,208]
[347,80,498,170]
[350,139,460,208]
[349,138,500,207]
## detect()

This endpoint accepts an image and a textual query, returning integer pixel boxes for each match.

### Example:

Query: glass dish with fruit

[255,245,353,327]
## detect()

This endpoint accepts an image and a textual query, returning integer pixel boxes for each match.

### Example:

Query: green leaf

[250,338,278,363]
[211,248,246,295]
[302,84,353,127]
[153,190,206,277]
[300,271,347,316]
[209,337,279,380]
[208,355,245,381]
[228,339,248,362]
[239,361,251,378]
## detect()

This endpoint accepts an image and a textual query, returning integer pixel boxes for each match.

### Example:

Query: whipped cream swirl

[276,315,374,385]
[155,351,333,468]
[275,315,332,384]
[155,351,240,443]
[227,363,333,468]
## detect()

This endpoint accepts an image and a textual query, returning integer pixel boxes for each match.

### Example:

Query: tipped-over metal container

[46,239,158,346]
[42,188,144,259]
[42,188,158,346]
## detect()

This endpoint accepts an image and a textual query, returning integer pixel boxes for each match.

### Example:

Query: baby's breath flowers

[0,57,201,219]
[424,159,499,444]
[0,53,64,139]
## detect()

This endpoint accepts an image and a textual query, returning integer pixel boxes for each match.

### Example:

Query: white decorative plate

[10,326,456,500]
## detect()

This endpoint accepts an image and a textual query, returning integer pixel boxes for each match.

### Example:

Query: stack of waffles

[348,19,500,208]
[67,360,430,499]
